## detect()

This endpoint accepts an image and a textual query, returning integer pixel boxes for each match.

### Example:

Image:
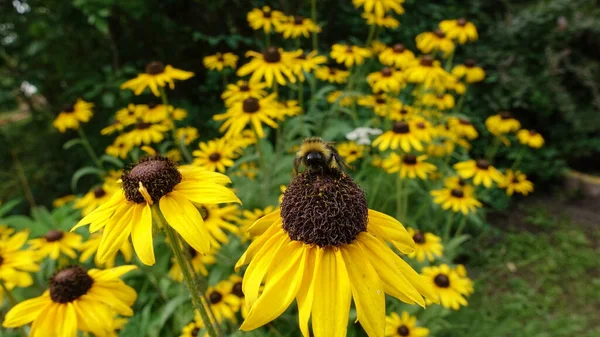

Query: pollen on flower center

[420,55,434,67]
[45,230,64,242]
[403,154,418,165]
[122,156,182,204]
[451,189,464,198]
[393,121,410,134]
[281,169,368,247]
[232,282,244,298]
[476,159,490,170]
[145,61,165,75]
[397,325,410,336]
[263,46,281,63]
[94,187,106,198]
[243,97,260,113]
[49,266,94,303]
[393,43,406,53]
[412,232,425,244]
[434,273,451,288]
[209,291,223,304]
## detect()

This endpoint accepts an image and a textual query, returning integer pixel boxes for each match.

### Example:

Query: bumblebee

[294,137,348,175]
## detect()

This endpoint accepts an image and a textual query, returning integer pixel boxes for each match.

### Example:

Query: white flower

[346,127,382,145]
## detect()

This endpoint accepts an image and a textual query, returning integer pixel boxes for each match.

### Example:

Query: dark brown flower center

[137,122,151,130]
[392,43,405,53]
[263,46,281,63]
[397,325,410,336]
[500,111,513,120]
[420,55,434,67]
[412,232,425,244]
[529,130,538,135]
[145,61,165,75]
[375,96,386,104]
[49,266,94,303]
[239,83,250,91]
[209,291,223,304]
[209,153,221,163]
[147,102,159,109]
[243,97,260,113]
[349,150,358,155]
[476,159,490,170]
[434,273,451,288]
[62,104,75,113]
[457,18,467,26]
[328,68,337,75]
[263,9,272,18]
[94,187,106,199]
[188,246,198,259]
[464,59,476,68]
[392,121,410,134]
[217,54,224,62]
[403,154,418,165]
[434,29,446,38]
[199,206,210,221]
[416,122,425,129]
[281,169,368,247]
[459,118,472,125]
[346,45,354,53]
[232,282,244,298]
[294,15,304,25]
[458,179,466,186]
[191,328,200,337]
[45,229,64,242]
[451,189,464,198]
[381,67,392,77]
[122,156,182,204]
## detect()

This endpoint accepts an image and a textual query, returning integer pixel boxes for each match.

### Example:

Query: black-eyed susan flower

[330,44,372,67]
[454,159,504,188]
[443,176,470,190]
[327,90,356,107]
[277,15,321,39]
[292,50,327,82]
[181,319,205,337]
[52,99,94,133]
[0,232,40,288]
[416,29,455,57]
[2,265,137,336]
[407,228,443,262]
[105,135,133,159]
[362,12,401,28]
[101,120,125,136]
[168,246,216,282]
[383,154,437,180]
[411,119,434,143]
[499,170,534,196]
[203,52,238,71]
[53,195,77,208]
[237,47,300,87]
[28,229,82,260]
[385,311,429,337]
[175,126,199,146]
[337,141,366,164]
[224,275,248,317]
[74,184,116,216]
[421,93,455,110]
[315,66,350,83]
[421,264,473,310]
[379,43,416,69]
[452,59,485,83]
[79,232,133,268]
[517,129,544,148]
[171,107,188,121]
[204,281,237,323]
[238,205,277,241]
[273,100,303,121]
[121,61,194,96]
[389,105,417,121]
[72,156,241,266]
[124,119,169,146]
[236,168,437,337]
[485,111,521,135]
[430,186,481,214]
[369,40,387,54]
[221,80,268,107]
[114,104,142,126]
[405,56,452,89]
[353,0,405,17]
[214,95,278,138]
[373,121,424,152]
[199,204,240,247]
[447,117,479,140]
[358,93,402,117]
[367,67,406,93]
[141,103,170,123]
[247,6,285,33]
[439,18,478,44]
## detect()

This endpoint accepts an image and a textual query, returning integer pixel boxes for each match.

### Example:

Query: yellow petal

[174,181,241,205]
[296,247,318,337]
[131,204,155,265]
[159,191,210,254]
[2,295,48,327]
[98,204,134,264]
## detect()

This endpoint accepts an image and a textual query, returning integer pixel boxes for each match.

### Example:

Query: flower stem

[512,146,526,170]
[396,175,403,220]
[455,214,468,237]
[443,211,455,242]
[160,88,192,163]
[311,0,318,50]
[152,206,222,337]
[77,128,102,169]
[368,170,384,205]
[454,85,468,114]
[485,137,502,161]
[365,24,376,47]
[0,281,27,337]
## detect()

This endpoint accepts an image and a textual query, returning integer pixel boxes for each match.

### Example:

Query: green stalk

[152,206,222,337]
[160,88,192,163]
[368,170,385,205]
[396,175,403,220]
[365,24,376,47]
[453,85,468,114]
[443,211,455,241]
[485,137,502,161]
[455,214,468,237]
[512,147,526,170]
[311,0,318,50]
[265,32,271,47]
[77,128,102,169]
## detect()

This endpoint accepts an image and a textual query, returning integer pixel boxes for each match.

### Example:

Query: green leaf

[71,166,105,191]
[63,138,84,150]
[100,154,124,168]
[0,198,22,217]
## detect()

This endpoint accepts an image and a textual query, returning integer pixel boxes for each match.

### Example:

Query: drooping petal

[2,295,49,327]
[131,204,155,265]
[97,204,135,264]
[159,191,211,254]
[174,181,241,205]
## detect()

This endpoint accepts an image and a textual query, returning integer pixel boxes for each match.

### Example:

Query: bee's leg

[293,157,301,175]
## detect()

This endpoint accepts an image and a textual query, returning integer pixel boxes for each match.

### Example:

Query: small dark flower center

[281,169,368,247]
[147,102,158,109]
[457,18,467,26]
[232,282,244,298]
[529,130,538,135]
[416,122,425,129]
[381,67,392,77]
[62,104,75,113]
[349,150,358,155]
[392,121,410,134]
[328,68,337,75]
[403,154,418,165]
[263,46,281,63]
[459,118,472,125]
[397,325,410,336]
[137,122,151,130]
[392,43,405,53]
[420,55,434,67]
[45,230,64,242]
[263,9,272,18]
[346,45,354,53]
[434,29,446,38]
[294,15,304,25]
[199,206,210,220]
[458,179,466,186]
[437,94,445,99]
[209,291,223,304]
[464,59,476,68]
[476,159,490,170]
[243,97,260,113]
[434,273,451,288]
[209,153,221,163]
[375,97,386,104]
[400,109,409,115]
[122,156,182,204]
[239,83,250,91]
[451,189,464,198]
[49,266,94,303]
[191,328,200,337]
[145,61,165,75]
[217,54,224,62]
[413,232,425,244]
[94,187,106,199]
[188,246,198,259]
[500,111,513,120]
[0,256,4,265]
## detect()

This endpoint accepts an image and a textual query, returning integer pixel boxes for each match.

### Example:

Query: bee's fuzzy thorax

[297,137,332,158]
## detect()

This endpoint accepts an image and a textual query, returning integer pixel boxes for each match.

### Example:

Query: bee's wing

[328,145,352,171]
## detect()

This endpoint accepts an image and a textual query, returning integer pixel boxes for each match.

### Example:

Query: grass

[447,200,600,337]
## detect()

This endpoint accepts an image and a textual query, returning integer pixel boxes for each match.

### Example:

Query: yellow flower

[121,61,194,96]
[452,59,485,83]
[142,103,170,123]
[517,129,544,148]
[214,94,279,138]
[498,169,534,196]
[203,52,238,71]
[101,120,125,135]
[224,275,248,317]
[238,205,277,241]
[175,126,199,146]
[373,121,423,152]
[407,228,443,262]
[277,15,321,39]
[385,311,430,337]
[53,195,77,208]
[327,90,356,107]
[315,66,350,83]
[369,40,387,54]
[362,12,400,28]
[204,281,237,323]
[383,154,437,180]
[106,135,134,159]
[199,204,240,247]
[447,117,479,140]
[247,6,286,33]
[221,80,268,106]
[74,184,117,216]
[443,176,471,190]
[3,265,137,337]
[430,186,481,214]
[237,47,301,87]
[485,111,521,135]
[389,105,417,121]
[416,29,455,57]
[193,137,238,173]
[28,230,82,260]
[227,129,258,151]
[404,56,452,89]
[233,162,259,181]
[411,119,434,142]
[180,320,205,337]
[79,233,133,268]
[123,120,169,146]
[421,264,474,310]
[439,18,478,44]
[330,44,372,67]
[426,126,456,157]
[292,50,328,82]
[336,142,366,164]
[454,159,504,188]
[353,0,405,17]
[379,43,416,69]
[168,246,216,282]
[0,232,40,288]
[274,100,303,120]
[52,99,94,133]
[367,67,405,93]
[72,156,241,266]
[421,93,455,110]
[114,104,143,126]
[358,93,402,117]
[236,169,437,337]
